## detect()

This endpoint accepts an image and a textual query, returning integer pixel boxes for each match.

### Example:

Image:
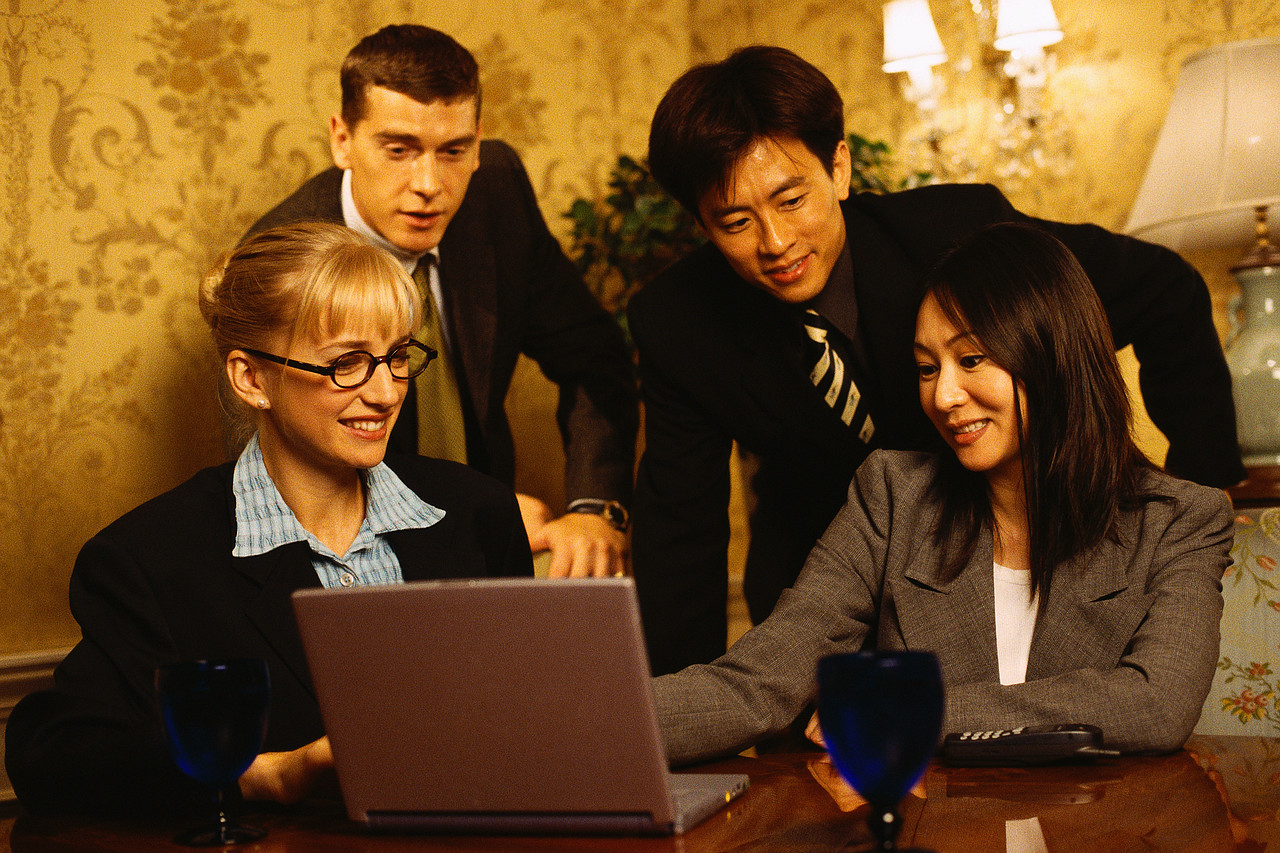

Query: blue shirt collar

[231,434,444,558]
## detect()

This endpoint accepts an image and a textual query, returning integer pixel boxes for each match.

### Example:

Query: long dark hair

[923,223,1156,602]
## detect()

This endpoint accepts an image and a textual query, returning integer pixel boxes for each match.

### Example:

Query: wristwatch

[566,498,630,532]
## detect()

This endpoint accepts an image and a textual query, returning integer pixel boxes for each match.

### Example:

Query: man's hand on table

[518,493,628,578]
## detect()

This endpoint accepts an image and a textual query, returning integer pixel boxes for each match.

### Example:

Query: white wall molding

[0,648,70,803]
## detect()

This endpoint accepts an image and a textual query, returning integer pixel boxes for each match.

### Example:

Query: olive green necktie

[411,257,468,463]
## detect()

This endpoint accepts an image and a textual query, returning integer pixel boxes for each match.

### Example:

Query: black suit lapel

[438,230,498,429]
[234,542,323,699]
[729,284,857,452]
[843,198,942,451]
[229,526,483,704]
[387,525,487,581]
[728,205,932,455]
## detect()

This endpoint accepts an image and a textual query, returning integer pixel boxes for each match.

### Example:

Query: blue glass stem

[869,803,901,851]
[213,788,231,845]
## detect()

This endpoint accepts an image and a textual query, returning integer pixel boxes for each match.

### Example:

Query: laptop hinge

[365,810,670,836]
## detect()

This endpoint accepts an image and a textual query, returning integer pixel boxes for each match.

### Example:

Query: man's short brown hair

[340,24,481,128]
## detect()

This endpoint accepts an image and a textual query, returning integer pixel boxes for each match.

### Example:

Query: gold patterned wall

[3,0,1279,656]
[0,0,690,655]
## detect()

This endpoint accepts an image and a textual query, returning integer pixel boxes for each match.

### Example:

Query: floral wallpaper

[0,0,686,655]
[1206,509,1280,734]
[3,0,1280,656]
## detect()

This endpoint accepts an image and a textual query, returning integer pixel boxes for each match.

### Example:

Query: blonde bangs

[290,243,420,345]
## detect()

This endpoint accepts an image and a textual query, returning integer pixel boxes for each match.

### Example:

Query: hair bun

[198,248,234,330]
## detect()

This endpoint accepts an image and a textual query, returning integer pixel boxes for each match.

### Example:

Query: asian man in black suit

[629,45,1243,675]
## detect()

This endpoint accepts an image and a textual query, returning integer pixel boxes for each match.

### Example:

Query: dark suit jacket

[654,451,1233,765]
[4,454,532,816]
[629,183,1243,674]
[244,140,637,506]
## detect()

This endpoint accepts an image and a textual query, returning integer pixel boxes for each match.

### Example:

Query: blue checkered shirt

[231,434,445,588]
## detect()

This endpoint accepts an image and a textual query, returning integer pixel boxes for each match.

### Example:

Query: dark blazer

[244,140,638,506]
[654,451,1233,765]
[629,183,1243,675]
[5,454,532,816]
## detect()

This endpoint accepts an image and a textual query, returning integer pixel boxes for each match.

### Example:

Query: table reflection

[7,737,1278,852]
[1187,734,1280,851]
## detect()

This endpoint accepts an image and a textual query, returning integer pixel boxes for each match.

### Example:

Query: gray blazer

[654,450,1233,765]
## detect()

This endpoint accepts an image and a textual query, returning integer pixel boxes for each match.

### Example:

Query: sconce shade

[1126,38,1280,252]
[883,0,947,73]
[993,0,1063,51]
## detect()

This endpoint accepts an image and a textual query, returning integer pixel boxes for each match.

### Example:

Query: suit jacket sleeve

[3,467,334,817]
[460,142,638,506]
[979,186,1242,487]
[628,267,737,675]
[6,527,223,816]
[652,452,1232,765]
[651,454,901,766]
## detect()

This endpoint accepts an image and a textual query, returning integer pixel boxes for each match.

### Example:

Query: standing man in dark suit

[630,45,1244,675]
[246,25,637,578]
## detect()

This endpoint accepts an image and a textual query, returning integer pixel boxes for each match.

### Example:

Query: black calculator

[941,723,1119,766]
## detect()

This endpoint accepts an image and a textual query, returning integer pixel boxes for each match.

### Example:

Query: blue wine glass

[155,659,271,846]
[818,650,944,852]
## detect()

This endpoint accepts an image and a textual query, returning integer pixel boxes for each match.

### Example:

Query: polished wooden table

[6,735,1278,851]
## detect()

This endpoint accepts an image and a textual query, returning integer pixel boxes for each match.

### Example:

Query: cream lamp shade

[1125,38,1280,252]
[993,0,1063,51]
[882,0,946,74]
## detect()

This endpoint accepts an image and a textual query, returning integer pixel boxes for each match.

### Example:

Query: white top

[993,562,1039,685]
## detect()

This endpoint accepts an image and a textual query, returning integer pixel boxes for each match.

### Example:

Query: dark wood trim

[0,649,70,803]
[1227,465,1280,506]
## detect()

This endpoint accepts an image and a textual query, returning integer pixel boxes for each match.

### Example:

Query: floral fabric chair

[1194,507,1280,736]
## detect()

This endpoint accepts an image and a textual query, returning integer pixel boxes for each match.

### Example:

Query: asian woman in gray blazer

[654,222,1233,765]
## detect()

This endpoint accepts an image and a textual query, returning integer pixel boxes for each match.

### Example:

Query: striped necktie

[803,309,874,443]
[411,257,468,463]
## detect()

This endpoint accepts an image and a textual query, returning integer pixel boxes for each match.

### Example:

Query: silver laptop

[291,577,749,835]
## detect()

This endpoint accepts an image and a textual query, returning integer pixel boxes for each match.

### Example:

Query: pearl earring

[257,400,267,409]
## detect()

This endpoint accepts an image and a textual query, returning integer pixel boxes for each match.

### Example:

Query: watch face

[569,500,628,531]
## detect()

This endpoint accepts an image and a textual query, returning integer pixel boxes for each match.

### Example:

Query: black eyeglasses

[243,340,436,389]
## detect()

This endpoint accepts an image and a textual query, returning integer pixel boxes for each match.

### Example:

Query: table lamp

[1126,38,1280,467]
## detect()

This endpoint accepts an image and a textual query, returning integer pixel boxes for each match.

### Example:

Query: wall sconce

[993,0,1063,117]
[882,0,947,115]
[1126,39,1280,469]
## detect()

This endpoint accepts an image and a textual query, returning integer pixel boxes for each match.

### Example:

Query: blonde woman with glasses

[7,222,532,817]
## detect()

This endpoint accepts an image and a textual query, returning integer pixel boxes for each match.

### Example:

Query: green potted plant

[563,155,703,343]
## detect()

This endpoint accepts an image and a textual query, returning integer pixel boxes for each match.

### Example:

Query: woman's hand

[805,710,826,748]
[807,755,866,811]
[805,712,927,804]
[238,736,335,805]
